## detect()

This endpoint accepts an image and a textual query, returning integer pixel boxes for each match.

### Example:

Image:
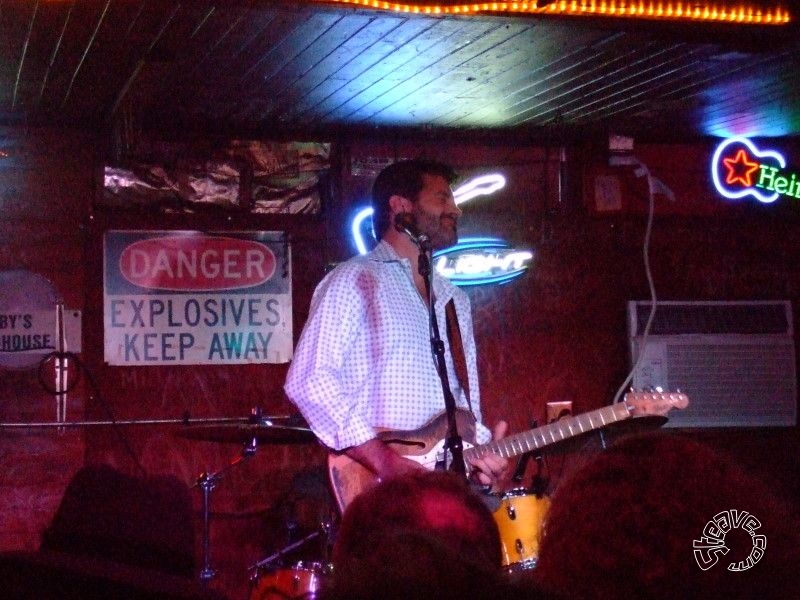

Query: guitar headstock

[623,390,690,416]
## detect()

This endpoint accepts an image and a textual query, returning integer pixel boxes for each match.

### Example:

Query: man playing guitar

[284,159,509,504]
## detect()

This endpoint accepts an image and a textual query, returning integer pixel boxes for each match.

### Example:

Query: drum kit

[492,489,550,572]
[176,409,669,597]
[175,409,334,600]
[490,412,670,574]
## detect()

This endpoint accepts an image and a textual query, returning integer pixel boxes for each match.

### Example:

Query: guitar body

[327,409,477,513]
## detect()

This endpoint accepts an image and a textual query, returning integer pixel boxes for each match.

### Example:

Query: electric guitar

[327,391,689,512]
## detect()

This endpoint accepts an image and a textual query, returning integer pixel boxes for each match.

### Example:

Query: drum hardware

[175,409,316,445]
[511,419,548,497]
[249,528,322,572]
[529,450,548,498]
[2,407,318,587]
[0,412,305,431]
[249,560,332,600]
[510,450,532,486]
[194,437,259,583]
[497,419,550,572]
[250,516,334,572]
[493,488,551,572]
[185,408,316,584]
[249,521,334,600]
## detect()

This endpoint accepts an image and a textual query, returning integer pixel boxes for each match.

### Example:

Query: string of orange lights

[311,1,792,24]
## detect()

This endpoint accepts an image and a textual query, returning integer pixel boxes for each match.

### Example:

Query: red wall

[1,128,798,599]
[0,128,92,550]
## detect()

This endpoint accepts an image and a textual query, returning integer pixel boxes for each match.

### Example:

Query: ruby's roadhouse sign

[104,231,292,365]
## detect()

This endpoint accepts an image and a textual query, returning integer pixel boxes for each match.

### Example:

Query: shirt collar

[368,240,455,304]
[367,239,404,263]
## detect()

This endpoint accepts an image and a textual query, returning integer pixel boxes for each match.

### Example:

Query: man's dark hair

[328,471,503,599]
[333,470,500,568]
[371,159,457,240]
[535,432,800,600]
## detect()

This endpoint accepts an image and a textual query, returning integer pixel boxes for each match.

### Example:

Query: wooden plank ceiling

[0,0,799,143]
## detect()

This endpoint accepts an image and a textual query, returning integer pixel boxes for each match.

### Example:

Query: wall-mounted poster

[101,141,330,214]
[231,140,329,214]
[103,231,292,366]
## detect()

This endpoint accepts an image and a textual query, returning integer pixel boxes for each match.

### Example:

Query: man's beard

[411,206,458,250]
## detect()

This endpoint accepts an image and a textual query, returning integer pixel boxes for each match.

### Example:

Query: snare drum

[250,561,331,599]
[492,489,550,571]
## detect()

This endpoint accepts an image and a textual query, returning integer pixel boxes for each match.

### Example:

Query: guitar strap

[445,298,476,418]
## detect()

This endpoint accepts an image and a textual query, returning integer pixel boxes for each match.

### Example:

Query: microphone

[394,212,430,247]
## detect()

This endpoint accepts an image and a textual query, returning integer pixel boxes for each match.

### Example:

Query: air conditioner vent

[631,301,791,336]
[628,301,796,428]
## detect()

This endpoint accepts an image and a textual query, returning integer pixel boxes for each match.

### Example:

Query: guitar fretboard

[465,401,632,461]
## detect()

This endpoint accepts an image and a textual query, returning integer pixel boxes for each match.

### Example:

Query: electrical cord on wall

[611,161,659,404]
[36,351,146,476]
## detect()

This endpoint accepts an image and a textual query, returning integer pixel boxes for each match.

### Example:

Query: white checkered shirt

[285,240,490,451]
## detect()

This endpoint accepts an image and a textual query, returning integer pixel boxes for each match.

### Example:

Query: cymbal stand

[196,437,258,583]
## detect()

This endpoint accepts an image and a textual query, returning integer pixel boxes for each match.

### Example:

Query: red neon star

[722,149,760,187]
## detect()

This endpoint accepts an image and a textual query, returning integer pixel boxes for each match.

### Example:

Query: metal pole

[197,472,217,583]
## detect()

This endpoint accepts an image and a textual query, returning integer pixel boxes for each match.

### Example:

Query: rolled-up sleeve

[284,264,376,450]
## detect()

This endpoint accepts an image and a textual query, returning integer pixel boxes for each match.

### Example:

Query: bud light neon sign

[711,137,799,204]
[433,238,532,286]
[349,172,532,286]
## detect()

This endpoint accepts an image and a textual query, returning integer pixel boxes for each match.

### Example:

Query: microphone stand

[417,240,466,477]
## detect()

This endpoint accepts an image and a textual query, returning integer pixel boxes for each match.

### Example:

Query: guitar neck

[465,402,632,461]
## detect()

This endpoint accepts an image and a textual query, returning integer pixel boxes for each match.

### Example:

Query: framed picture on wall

[100,140,331,215]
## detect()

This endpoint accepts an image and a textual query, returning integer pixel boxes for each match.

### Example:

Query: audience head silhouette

[327,470,504,600]
[534,432,799,600]
[0,464,227,599]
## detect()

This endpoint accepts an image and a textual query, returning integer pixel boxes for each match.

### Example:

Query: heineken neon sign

[711,137,798,204]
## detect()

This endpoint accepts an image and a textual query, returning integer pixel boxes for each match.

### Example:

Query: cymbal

[176,423,317,445]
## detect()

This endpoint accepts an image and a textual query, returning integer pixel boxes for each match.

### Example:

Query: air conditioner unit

[628,300,797,427]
